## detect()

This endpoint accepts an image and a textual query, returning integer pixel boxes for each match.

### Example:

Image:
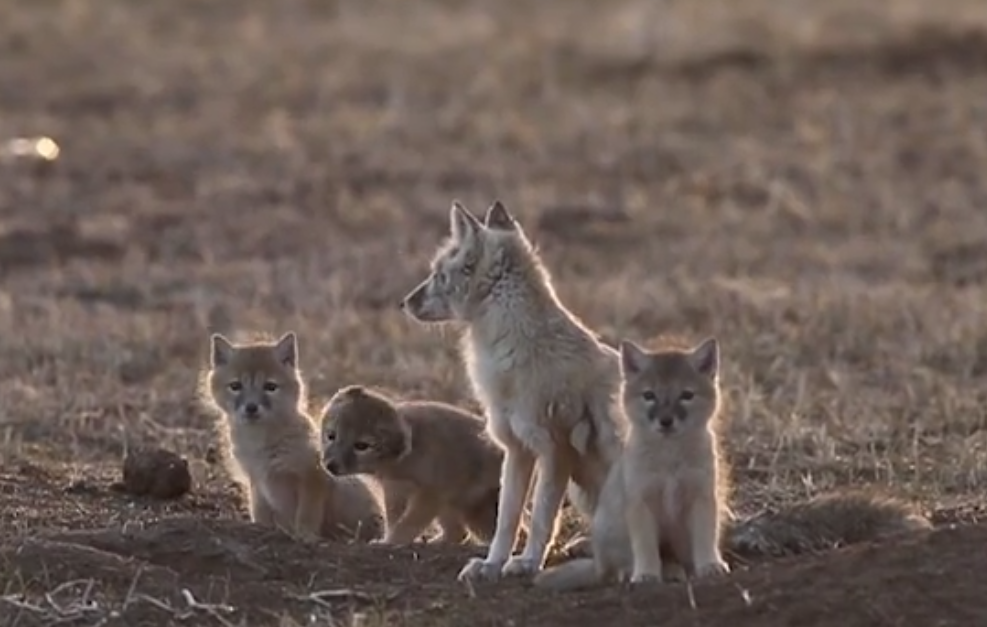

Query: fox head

[205,332,304,425]
[619,337,721,437]
[399,200,540,323]
[319,385,411,477]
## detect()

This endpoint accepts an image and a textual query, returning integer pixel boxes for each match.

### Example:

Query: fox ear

[689,337,719,379]
[274,332,298,368]
[210,334,234,368]
[619,340,649,376]
[450,200,483,241]
[483,200,517,231]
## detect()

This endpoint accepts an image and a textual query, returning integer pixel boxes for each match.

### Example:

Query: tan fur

[318,385,505,546]
[400,200,624,582]
[726,491,932,558]
[535,337,729,590]
[201,332,384,542]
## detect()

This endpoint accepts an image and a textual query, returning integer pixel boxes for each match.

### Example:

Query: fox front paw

[457,557,506,583]
[629,570,664,586]
[694,559,730,579]
[501,556,542,578]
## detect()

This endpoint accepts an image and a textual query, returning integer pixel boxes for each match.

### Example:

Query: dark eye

[228,381,242,392]
[263,381,279,393]
[642,390,656,403]
[325,432,336,442]
[680,390,695,402]
[353,442,371,452]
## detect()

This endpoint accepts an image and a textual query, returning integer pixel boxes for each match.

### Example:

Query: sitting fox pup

[204,332,383,542]
[320,385,504,546]
[535,336,730,590]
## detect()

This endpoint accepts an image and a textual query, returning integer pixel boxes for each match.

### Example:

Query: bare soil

[2,1,987,625]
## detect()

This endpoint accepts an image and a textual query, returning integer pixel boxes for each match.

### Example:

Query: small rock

[121,446,192,500]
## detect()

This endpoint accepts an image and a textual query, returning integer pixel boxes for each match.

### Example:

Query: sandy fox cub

[319,385,505,546]
[203,332,384,542]
[535,337,933,591]
[536,336,730,590]
[400,200,624,582]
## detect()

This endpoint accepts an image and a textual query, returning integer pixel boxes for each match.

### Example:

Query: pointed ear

[483,200,517,231]
[449,200,483,241]
[619,339,649,376]
[689,337,719,379]
[274,332,298,368]
[210,334,234,368]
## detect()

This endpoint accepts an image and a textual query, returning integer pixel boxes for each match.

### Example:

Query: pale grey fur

[400,200,625,582]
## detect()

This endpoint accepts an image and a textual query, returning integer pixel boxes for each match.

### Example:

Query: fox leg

[626,493,663,584]
[248,481,276,526]
[502,449,570,577]
[434,509,469,544]
[293,473,328,541]
[458,443,536,582]
[382,492,441,544]
[686,487,730,578]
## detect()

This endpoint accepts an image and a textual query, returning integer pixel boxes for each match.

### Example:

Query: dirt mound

[1,517,984,627]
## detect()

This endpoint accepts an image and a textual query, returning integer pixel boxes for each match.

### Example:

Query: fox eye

[228,381,243,393]
[679,390,695,402]
[325,432,336,442]
[642,390,656,403]
[263,381,279,393]
[353,441,371,452]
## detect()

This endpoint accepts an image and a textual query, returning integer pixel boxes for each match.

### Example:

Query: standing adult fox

[400,200,625,582]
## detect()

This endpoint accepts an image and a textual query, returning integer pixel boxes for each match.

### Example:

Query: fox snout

[399,283,426,316]
[324,457,341,476]
[322,450,353,476]
[235,398,267,422]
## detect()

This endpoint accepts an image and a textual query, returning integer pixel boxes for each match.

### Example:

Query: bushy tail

[725,490,932,559]
[533,558,601,592]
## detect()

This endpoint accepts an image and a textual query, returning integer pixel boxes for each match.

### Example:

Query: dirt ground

[2,0,987,625]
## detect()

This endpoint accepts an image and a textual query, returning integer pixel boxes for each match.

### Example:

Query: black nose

[325,460,339,475]
[659,416,674,429]
[244,402,259,416]
[398,298,406,310]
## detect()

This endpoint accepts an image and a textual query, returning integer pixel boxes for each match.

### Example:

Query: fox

[535,337,731,590]
[202,332,384,542]
[319,384,506,546]
[400,200,624,582]
[534,337,934,591]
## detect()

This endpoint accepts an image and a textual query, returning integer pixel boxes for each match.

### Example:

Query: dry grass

[2,0,987,624]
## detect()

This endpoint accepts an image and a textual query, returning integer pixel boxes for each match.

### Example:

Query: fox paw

[457,558,506,583]
[662,562,687,583]
[501,556,542,577]
[694,559,730,579]
[629,571,664,586]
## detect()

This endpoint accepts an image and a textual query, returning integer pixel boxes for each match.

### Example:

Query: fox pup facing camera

[320,385,505,546]
[535,336,730,590]
[203,332,384,542]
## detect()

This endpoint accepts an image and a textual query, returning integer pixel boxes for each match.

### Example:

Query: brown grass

[2,0,987,625]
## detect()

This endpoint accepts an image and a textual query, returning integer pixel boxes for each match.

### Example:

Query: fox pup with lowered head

[535,337,729,590]
[204,332,384,542]
[320,385,505,546]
